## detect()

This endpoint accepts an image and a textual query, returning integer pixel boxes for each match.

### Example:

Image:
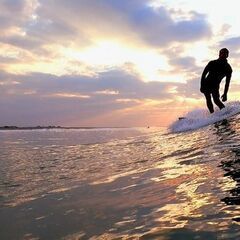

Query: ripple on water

[1,124,240,238]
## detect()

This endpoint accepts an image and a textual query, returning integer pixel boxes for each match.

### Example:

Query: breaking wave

[169,101,240,133]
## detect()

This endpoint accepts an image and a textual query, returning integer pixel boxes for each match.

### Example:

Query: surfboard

[169,101,240,133]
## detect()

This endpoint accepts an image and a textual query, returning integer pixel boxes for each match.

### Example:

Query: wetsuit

[200,58,232,113]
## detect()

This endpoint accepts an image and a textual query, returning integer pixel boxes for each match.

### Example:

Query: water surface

[1,121,240,239]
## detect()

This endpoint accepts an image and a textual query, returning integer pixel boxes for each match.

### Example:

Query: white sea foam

[169,101,240,133]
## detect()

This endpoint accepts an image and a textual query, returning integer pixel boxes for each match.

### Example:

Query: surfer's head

[219,48,229,59]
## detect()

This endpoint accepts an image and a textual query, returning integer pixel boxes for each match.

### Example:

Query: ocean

[1,116,240,239]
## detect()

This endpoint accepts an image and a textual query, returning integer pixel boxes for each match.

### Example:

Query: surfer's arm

[200,63,210,92]
[222,72,232,102]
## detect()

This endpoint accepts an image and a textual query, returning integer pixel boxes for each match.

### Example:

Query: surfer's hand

[221,94,227,102]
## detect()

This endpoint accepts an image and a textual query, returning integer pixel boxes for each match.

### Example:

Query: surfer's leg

[212,90,225,110]
[204,92,214,113]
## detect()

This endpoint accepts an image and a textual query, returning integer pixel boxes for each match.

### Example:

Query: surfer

[200,48,232,113]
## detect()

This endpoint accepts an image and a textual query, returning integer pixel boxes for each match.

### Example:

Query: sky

[1,0,240,127]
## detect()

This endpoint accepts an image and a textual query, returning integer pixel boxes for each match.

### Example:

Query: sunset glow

[1,0,240,127]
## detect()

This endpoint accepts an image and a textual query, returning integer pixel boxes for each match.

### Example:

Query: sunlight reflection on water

[1,120,240,239]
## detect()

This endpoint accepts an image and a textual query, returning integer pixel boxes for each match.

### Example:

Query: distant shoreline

[0,126,130,131]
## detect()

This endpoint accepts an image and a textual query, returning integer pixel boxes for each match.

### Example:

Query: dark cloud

[26,18,79,45]
[2,0,25,12]
[0,0,212,51]
[0,0,33,30]
[36,0,212,47]
[218,36,240,62]
[0,0,42,52]
[162,51,202,81]
[0,69,185,126]
[132,8,211,46]
[219,37,240,50]
[0,35,43,50]
[0,70,183,99]
[217,37,240,66]
[0,55,18,63]
[169,56,197,70]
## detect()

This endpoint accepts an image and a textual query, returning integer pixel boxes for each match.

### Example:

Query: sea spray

[169,101,240,133]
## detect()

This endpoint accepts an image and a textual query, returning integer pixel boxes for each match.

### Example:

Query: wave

[169,101,240,133]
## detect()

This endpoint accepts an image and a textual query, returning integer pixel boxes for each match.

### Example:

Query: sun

[61,40,188,83]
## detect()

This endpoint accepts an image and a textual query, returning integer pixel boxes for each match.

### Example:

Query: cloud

[0,0,38,31]
[0,1,215,126]
[0,55,19,63]
[132,9,211,46]
[2,0,25,12]
[219,37,240,52]
[216,36,240,70]
[1,0,212,51]
[0,0,213,85]
[35,0,211,47]
[168,56,198,71]
[0,69,187,126]
[0,69,183,99]
[177,77,202,98]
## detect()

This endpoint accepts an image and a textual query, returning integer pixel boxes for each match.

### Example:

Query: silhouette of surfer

[200,48,232,113]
